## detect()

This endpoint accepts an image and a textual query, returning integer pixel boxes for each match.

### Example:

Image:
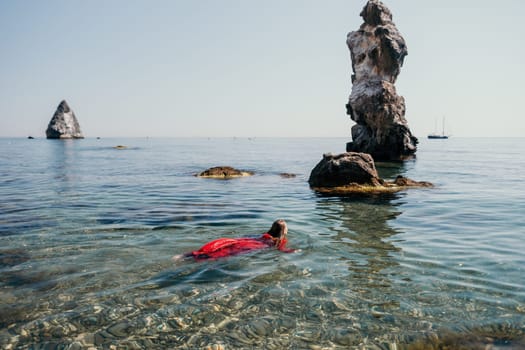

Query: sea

[1,137,524,349]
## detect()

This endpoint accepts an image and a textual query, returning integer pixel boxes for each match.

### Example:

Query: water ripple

[1,137,525,348]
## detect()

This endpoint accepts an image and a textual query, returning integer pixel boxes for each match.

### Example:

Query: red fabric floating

[186,233,291,260]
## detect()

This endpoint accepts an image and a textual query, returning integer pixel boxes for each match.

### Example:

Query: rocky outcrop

[308,152,432,195]
[46,100,84,139]
[308,152,382,188]
[345,0,417,161]
[196,166,254,179]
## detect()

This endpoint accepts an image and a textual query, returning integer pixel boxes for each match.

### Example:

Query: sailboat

[428,117,449,139]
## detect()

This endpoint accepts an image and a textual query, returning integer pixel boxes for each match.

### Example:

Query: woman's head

[268,219,287,239]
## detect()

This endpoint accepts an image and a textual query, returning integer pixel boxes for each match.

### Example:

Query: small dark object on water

[393,175,433,187]
[279,173,297,178]
[27,136,34,139]
[197,166,254,179]
[113,145,127,149]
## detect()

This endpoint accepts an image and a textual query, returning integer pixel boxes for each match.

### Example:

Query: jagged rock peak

[360,0,392,26]
[345,0,416,161]
[347,0,407,84]
[56,100,72,114]
[46,100,84,139]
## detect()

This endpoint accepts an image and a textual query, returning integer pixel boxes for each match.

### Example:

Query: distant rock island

[345,0,417,161]
[46,100,84,139]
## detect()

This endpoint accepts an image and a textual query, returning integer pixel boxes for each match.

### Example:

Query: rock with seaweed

[46,100,84,139]
[196,166,254,179]
[308,152,432,195]
[345,0,417,161]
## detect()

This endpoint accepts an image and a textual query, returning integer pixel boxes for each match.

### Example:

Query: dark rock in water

[308,152,381,188]
[279,173,297,178]
[393,175,433,188]
[196,166,254,179]
[345,0,417,161]
[27,136,34,139]
[308,152,432,195]
[46,100,84,139]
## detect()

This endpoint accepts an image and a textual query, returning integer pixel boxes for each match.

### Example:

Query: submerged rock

[308,152,432,195]
[196,166,254,179]
[345,0,417,161]
[46,100,84,139]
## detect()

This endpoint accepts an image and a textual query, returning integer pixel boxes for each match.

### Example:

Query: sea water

[1,137,524,349]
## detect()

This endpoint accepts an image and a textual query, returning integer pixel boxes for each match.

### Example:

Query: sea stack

[345,0,417,161]
[46,100,84,139]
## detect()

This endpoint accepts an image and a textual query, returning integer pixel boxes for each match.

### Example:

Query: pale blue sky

[1,0,524,138]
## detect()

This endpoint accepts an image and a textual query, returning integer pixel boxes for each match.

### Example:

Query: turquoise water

[1,137,524,349]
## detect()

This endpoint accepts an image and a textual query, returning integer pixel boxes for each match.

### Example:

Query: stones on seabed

[345,0,417,161]
[308,152,432,195]
[46,100,84,139]
[196,166,254,179]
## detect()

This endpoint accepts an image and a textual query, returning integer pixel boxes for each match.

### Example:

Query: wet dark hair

[267,219,287,239]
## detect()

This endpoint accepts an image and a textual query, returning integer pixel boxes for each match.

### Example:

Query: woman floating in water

[174,219,295,261]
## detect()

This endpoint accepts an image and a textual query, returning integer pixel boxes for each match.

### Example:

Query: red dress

[186,233,291,260]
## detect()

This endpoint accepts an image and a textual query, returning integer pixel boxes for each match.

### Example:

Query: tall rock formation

[46,100,84,139]
[345,0,417,161]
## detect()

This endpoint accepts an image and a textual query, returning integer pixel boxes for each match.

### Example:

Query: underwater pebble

[75,332,95,345]
[333,329,360,346]
[57,294,74,302]
[249,319,271,337]
[51,326,66,338]
[107,321,131,337]
[68,342,83,350]
[409,308,424,317]
[308,346,323,350]
[168,317,188,330]
[230,300,244,310]
[295,329,321,342]
[216,316,238,330]
[245,304,259,313]
[228,330,253,344]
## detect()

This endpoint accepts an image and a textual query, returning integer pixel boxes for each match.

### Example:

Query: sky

[1,0,524,138]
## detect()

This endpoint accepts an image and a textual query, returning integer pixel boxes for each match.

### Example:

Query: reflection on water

[315,195,402,293]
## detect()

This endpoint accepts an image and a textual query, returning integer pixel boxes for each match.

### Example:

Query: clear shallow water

[1,137,524,349]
